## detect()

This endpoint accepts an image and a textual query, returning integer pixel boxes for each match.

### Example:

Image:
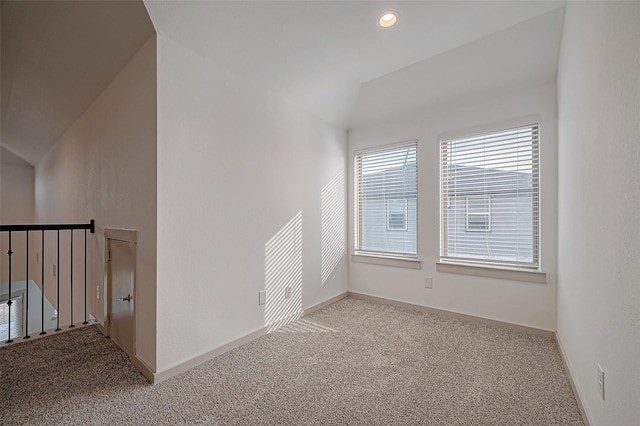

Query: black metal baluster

[6,231,13,343]
[0,221,95,337]
[55,230,61,331]
[69,230,74,328]
[40,231,46,335]
[24,230,30,339]
[83,228,88,325]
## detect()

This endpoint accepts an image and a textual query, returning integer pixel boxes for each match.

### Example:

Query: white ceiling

[1,0,155,165]
[144,1,566,129]
[1,1,566,165]
[351,7,566,128]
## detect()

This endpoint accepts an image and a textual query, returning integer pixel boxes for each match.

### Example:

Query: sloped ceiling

[2,1,566,165]
[1,0,155,165]
[144,1,565,129]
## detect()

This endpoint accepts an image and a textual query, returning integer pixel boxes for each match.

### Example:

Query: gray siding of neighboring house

[359,163,535,261]
[446,195,533,262]
[361,198,417,255]
[359,164,417,255]
[445,165,535,263]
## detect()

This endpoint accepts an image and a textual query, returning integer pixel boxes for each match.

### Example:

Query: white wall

[0,151,34,284]
[156,36,348,373]
[348,81,558,331]
[557,2,640,425]
[0,149,34,225]
[35,36,157,370]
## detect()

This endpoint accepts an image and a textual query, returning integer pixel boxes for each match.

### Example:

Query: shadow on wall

[264,211,303,332]
[321,170,345,285]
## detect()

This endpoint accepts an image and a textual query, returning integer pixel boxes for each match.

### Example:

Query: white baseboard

[94,317,156,383]
[152,291,349,384]
[153,326,267,384]
[303,291,348,315]
[555,332,593,426]
[347,291,555,338]
[131,354,155,383]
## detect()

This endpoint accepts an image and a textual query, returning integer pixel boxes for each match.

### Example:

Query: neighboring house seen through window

[387,199,408,231]
[354,141,417,258]
[440,124,539,269]
[466,196,491,232]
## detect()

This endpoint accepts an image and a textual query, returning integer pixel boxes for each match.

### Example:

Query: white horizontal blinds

[440,124,539,268]
[355,142,417,257]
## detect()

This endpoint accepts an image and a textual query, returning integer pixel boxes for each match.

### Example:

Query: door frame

[104,228,137,358]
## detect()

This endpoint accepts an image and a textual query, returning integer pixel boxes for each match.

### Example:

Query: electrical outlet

[424,277,433,289]
[96,286,100,300]
[597,364,605,400]
[284,286,292,299]
[258,290,266,306]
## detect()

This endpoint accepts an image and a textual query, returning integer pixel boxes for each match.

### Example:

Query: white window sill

[436,261,546,284]
[352,254,422,269]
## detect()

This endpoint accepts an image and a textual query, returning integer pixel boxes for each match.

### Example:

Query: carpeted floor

[1,297,584,425]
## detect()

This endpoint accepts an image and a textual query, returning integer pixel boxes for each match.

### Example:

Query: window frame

[439,122,540,270]
[353,140,418,260]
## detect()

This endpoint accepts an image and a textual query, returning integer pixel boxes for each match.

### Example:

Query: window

[387,199,408,231]
[0,295,23,341]
[355,141,417,258]
[440,124,539,269]
[466,196,491,232]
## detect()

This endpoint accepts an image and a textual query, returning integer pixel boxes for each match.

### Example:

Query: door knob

[118,294,132,302]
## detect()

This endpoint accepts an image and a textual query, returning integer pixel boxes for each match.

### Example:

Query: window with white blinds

[440,124,539,269]
[354,141,417,258]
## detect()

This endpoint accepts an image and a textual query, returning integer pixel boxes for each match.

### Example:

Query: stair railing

[0,220,95,343]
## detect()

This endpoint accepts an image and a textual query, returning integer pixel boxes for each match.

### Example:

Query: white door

[108,237,135,356]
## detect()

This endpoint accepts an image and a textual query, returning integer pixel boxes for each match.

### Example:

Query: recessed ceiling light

[377,11,398,28]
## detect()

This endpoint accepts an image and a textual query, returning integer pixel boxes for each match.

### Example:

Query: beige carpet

[1,297,584,425]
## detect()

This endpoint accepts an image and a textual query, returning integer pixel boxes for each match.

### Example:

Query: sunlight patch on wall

[321,170,345,285]
[264,211,303,332]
